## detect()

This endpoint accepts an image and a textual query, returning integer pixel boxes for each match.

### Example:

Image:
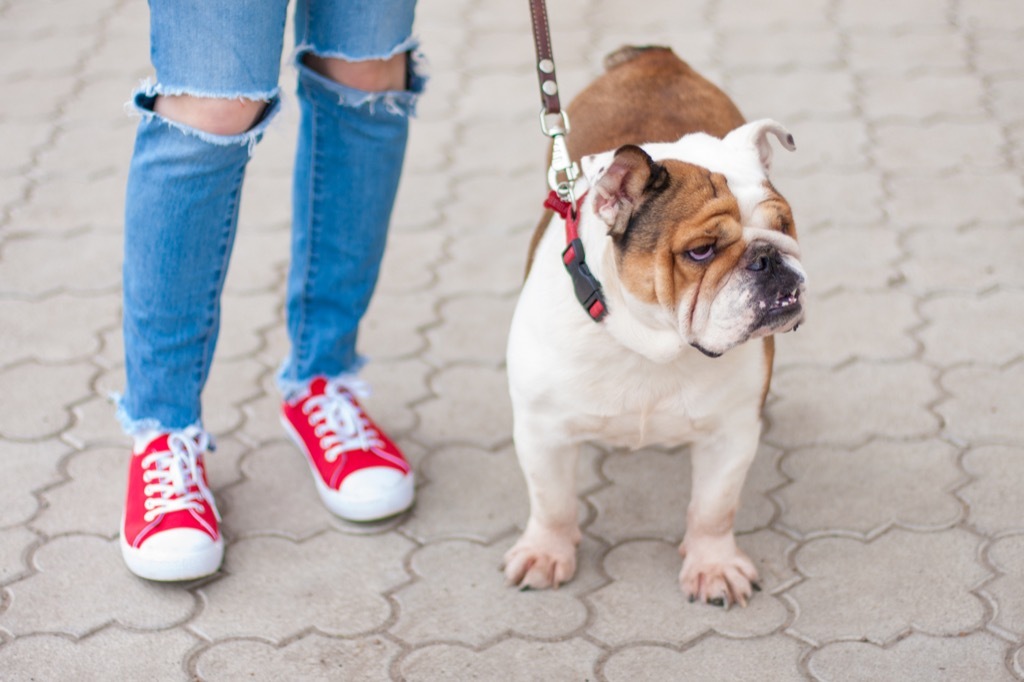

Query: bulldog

[503,46,805,607]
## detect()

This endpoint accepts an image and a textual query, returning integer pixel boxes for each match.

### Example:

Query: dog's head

[581,119,805,357]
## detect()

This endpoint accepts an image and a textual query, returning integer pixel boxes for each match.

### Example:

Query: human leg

[279,0,425,521]
[118,0,288,579]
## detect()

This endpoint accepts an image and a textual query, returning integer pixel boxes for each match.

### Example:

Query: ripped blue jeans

[118,0,424,434]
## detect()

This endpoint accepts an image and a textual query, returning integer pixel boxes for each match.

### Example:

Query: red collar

[544,190,608,322]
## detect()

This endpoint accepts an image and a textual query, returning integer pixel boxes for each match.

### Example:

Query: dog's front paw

[503,527,580,590]
[679,535,760,607]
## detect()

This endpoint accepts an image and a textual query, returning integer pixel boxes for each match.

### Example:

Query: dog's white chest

[560,345,765,449]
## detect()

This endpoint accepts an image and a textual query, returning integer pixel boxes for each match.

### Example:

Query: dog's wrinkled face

[583,120,806,357]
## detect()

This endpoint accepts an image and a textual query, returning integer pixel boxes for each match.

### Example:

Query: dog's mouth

[765,288,801,314]
[758,286,804,333]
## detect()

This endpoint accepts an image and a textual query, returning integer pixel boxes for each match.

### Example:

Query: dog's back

[567,46,745,158]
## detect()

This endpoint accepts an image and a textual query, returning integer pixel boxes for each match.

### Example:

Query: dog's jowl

[504,46,805,607]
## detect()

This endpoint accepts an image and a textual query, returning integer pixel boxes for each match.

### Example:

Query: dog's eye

[685,245,715,262]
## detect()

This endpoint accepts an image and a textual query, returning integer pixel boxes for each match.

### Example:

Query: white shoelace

[141,427,219,523]
[302,378,386,463]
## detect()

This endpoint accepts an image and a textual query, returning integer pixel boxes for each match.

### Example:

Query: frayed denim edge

[292,38,428,117]
[111,392,203,437]
[276,356,369,401]
[125,78,282,154]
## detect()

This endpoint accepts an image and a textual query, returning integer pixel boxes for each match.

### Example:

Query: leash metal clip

[540,109,579,204]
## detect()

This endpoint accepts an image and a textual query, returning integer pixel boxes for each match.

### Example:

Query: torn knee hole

[302,52,409,93]
[154,95,271,137]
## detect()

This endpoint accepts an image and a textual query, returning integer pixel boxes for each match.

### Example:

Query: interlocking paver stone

[0,535,197,637]
[835,0,949,27]
[975,34,1024,76]
[861,74,986,123]
[31,446,122,538]
[765,361,941,448]
[873,121,1008,173]
[11,174,126,233]
[901,223,1024,293]
[194,634,398,682]
[776,439,963,537]
[921,291,1024,366]
[401,638,603,681]
[218,441,347,540]
[717,0,830,27]
[432,219,531,297]
[0,527,37,584]
[0,439,67,527]
[959,0,1024,30]
[415,365,512,449]
[0,74,78,122]
[214,292,280,362]
[848,30,970,75]
[729,70,855,121]
[423,294,516,366]
[359,290,436,360]
[402,445,528,543]
[199,357,266,436]
[772,171,885,229]
[0,361,95,440]
[808,632,1017,682]
[960,445,1024,535]
[220,230,288,295]
[3,0,1023,677]
[392,539,593,646]
[986,534,1024,638]
[938,361,1024,444]
[0,122,51,175]
[603,637,805,682]
[374,229,445,296]
[0,294,118,367]
[0,231,122,295]
[0,628,198,682]
[887,172,1023,227]
[191,532,413,642]
[788,529,989,644]
[358,357,433,439]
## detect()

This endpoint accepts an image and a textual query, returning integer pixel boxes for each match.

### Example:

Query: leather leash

[529,0,608,322]
[528,0,579,204]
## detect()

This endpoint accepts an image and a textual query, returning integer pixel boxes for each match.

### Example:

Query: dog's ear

[593,145,664,237]
[723,119,796,174]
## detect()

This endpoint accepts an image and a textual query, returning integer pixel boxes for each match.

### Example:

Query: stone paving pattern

[1,0,1022,679]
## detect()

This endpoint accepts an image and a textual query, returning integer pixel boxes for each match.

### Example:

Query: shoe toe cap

[338,466,410,501]
[139,527,219,553]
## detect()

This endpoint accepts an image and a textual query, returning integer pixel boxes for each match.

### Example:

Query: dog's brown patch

[755,181,797,238]
[612,160,743,313]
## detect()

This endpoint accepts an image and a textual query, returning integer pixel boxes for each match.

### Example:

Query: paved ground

[1,0,1023,679]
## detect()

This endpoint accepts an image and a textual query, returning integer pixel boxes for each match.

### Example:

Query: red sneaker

[281,376,414,521]
[120,428,223,581]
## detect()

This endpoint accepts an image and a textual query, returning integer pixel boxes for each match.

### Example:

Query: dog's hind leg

[503,418,582,590]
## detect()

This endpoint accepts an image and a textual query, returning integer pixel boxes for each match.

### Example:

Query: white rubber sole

[281,416,415,522]
[119,522,223,582]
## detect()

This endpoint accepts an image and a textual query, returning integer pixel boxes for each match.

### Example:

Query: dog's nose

[746,247,781,273]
